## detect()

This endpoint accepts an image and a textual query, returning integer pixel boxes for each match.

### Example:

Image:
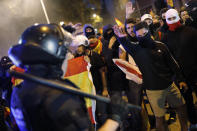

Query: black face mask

[85,31,95,38]
[137,32,155,48]
[161,19,169,31]
[162,19,166,24]
[104,31,114,41]
[148,23,155,35]
[128,35,138,42]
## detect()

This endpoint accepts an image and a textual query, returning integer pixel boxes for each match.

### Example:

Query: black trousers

[125,80,143,131]
[181,80,197,124]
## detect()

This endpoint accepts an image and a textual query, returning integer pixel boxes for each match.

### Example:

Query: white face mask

[165,9,180,24]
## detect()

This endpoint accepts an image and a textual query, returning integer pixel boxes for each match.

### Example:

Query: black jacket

[101,37,127,92]
[11,65,90,131]
[163,26,197,81]
[118,37,185,90]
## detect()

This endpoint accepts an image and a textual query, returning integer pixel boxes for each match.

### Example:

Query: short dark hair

[133,22,149,33]
[160,8,168,17]
[125,18,136,25]
[125,18,137,33]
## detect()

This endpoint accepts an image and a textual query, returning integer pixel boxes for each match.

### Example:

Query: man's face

[135,28,149,38]
[161,13,166,20]
[144,18,153,25]
[76,45,85,55]
[126,23,135,37]
[181,11,190,21]
[86,28,93,33]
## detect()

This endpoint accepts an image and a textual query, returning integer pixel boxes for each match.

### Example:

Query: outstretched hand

[113,25,127,38]
[126,1,135,19]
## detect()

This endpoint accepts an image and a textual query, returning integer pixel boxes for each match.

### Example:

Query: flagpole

[40,0,50,24]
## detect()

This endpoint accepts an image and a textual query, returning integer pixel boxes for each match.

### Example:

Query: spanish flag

[63,56,96,124]
[10,65,25,86]
[89,40,103,55]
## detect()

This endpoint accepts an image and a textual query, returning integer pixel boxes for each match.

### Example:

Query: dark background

[0,0,188,57]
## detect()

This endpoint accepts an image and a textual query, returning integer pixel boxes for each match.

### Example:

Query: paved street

[142,92,197,131]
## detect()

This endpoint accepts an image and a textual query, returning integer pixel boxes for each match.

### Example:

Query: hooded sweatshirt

[83,24,95,38]
[117,32,185,90]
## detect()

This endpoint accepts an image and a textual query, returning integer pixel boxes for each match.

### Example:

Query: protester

[163,8,197,129]
[0,1,197,131]
[141,14,158,36]
[73,34,109,127]
[180,7,193,26]
[102,24,127,96]
[114,22,188,131]
[185,0,197,29]
[118,17,143,131]
[154,8,169,41]
[8,24,130,131]
[83,24,103,55]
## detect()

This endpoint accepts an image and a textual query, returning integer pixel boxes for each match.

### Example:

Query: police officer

[9,24,129,131]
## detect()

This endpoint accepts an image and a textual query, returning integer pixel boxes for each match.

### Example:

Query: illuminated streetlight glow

[60,21,64,26]
[34,23,39,26]
[93,13,97,18]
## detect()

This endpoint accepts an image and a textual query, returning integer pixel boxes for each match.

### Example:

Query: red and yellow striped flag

[63,56,96,124]
[10,65,25,86]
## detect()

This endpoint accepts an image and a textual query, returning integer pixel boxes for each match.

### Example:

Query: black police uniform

[11,66,90,131]
[9,24,90,131]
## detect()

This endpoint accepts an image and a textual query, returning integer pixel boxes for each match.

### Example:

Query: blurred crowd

[0,0,197,131]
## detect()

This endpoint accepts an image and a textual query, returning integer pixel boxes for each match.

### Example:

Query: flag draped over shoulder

[63,56,96,124]
[91,40,102,55]
[10,65,25,86]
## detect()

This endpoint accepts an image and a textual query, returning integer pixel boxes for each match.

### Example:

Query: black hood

[103,24,114,41]
[149,23,160,35]
[83,24,95,38]
[160,19,169,33]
